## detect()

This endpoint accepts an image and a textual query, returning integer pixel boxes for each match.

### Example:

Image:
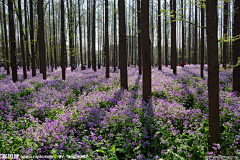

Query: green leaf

[116,148,125,153]
[111,145,116,153]
[96,149,106,154]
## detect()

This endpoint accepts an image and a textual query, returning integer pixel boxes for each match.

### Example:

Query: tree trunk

[113,0,116,72]
[181,0,185,67]
[16,0,27,79]
[87,0,91,68]
[201,0,205,78]
[233,1,240,93]
[137,0,142,74]
[158,0,161,70]
[78,0,83,70]
[8,0,18,82]
[206,0,220,152]
[119,0,128,89]
[188,0,191,65]
[61,0,66,80]
[52,0,57,70]
[142,0,151,102]
[171,0,177,74]
[105,0,109,78]
[3,0,10,75]
[165,0,168,67]
[92,0,96,71]
[38,0,47,79]
[30,0,36,76]
[223,1,228,69]
[194,1,198,64]
[24,0,30,71]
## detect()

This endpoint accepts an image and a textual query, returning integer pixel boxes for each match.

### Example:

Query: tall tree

[194,0,198,64]
[24,0,30,71]
[206,0,220,151]
[38,0,47,79]
[52,0,57,70]
[113,0,116,72]
[165,0,168,67]
[78,0,83,70]
[158,0,161,70]
[61,0,66,80]
[181,0,185,67]
[201,0,205,78]
[171,0,177,74]
[2,0,10,75]
[105,0,109,78]
[16,0,27,79]
[119,0,128,89]
[137,0,142,74]
[223,1,228,69]
[68,0,75,71]
[233,0,240,93]
[188,0,191,64]
[8,0,17,82]
[30,0,36,76]
[87,0,91,68]
[142,0,151,102]
[92,0,96,71]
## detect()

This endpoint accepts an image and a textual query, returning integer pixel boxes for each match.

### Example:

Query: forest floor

[0,65,239,159]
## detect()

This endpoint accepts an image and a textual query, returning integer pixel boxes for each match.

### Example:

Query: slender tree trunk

[87,0,91,68]
[201,0,205,78]
[194,0,198,64]
[16,0,27,79]
[52,0,57,70]
[49,1,53,72]
[165,0,168,67]
[206,0,220,151]
[61,0,66,80]
[233,1,240,93]
[30,0,36,76]
[182,0,185,67]
[24,0,30,71]
[142,0,151,102]
[3,0,10,75]
[223,1,228,69]
[137,0,142,74]
[188,0,191,64]
[113,0,116,72]
[119,0,128,89]
[158,0,161,70]
[38,0,47,79]
[8,0,17,82]
[171,0,177,74]
[92,0,96,71]
[78,0,83,70]
[105,0,109,78]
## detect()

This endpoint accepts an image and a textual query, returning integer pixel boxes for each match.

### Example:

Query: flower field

[0,65,239,159]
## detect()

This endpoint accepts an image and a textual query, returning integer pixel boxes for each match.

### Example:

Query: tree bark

[201,0,205,78]
[137,0,142,74]
[142,0,151,102]
[30,0,36,76]
[206,0,220,151]
[92,0,96,71]
[8,0,18,82]
[61,0,66,80]
[158,0,161,70]
[171,0,177,74]
[105,0,109,78]
[165,0,168,67]
[119,0,128,89]
[52,0,57,70]
[181,0,185,67]
[3,0,10,75]
[38,0,47,79]
[223,1,228,69]
[233,0,240,93]
[194,0,198,64]
[16,0,27,79]
[24,0,30,71]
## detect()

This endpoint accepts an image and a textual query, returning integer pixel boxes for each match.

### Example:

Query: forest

[0,0,240,159]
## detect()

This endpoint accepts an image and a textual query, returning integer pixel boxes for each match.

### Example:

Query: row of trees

[0,0,240,152]
[0,0,237,78]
